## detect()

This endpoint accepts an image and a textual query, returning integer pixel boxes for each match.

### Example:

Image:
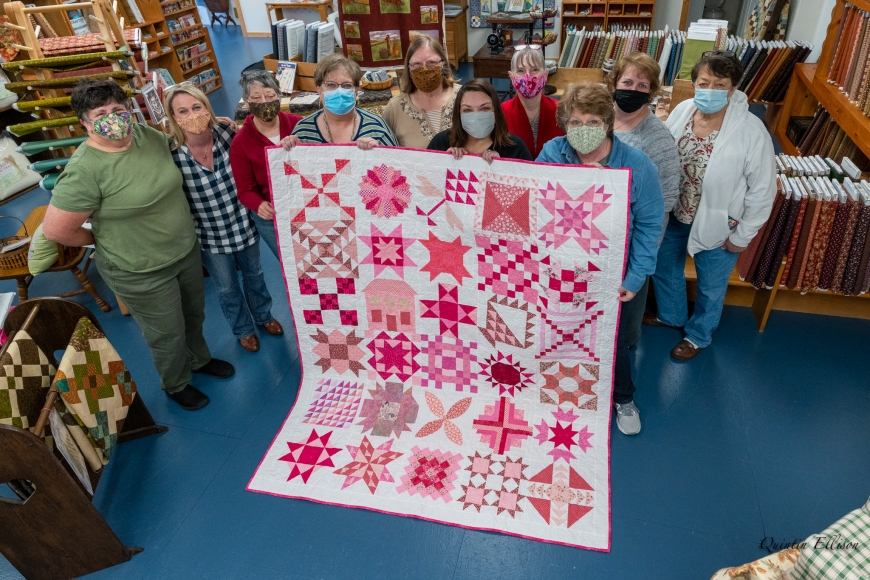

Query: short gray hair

[239,70,280,101]
[511,46,545,72]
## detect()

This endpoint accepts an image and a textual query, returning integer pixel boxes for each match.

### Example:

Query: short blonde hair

[556,81,615,133]
[400,36,456,94]
[163,84,217,149]
[606,51,661,97]
[314,54,363,88]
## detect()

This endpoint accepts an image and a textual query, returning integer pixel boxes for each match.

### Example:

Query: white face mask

[460,111,495,139]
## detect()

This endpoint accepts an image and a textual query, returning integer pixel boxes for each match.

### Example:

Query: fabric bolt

[230,111,302,213]
[842,202,870,294]
[502,95,564,160]
[428,130,533,161]
[199,243,273,339]
[750,189,791,288]
[3,71,131,93]
[0,50,131,72]
[746,188,786,283]
[763,194,803,288]
[8,115,79,138]
[381,86,459,149]
[51,123,196,273]
[830,195,862,293]
[860,240,870,294]
[292,108,398,146]
[38,30,140,56]
[53,317,137,460]
[12,90,133,112]
[816,198,851,291]
[789,197,821,289]
[95,245,211,393]
[673,119,718,225]
[801,199,838,293]
[171,123,258,254]
[779,194,809,284]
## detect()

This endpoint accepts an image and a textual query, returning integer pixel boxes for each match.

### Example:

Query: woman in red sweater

[502,45,563,159]
[229,70,302,258]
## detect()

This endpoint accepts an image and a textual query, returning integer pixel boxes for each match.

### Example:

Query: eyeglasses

[408,59,443,71]
[702,50,736,58]
[567,119,603,128]
[514,44,542,51]
[323,81,355,91]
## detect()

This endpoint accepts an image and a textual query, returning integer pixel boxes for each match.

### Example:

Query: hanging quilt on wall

[248,145,630,551]
[337,0,444,68]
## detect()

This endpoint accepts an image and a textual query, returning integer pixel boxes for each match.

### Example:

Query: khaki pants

[96,244,211,394]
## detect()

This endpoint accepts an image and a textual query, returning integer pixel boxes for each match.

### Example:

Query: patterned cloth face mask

[248,99,281,122]
[177,109,211,134]
[511,73,546,99]
[566,125,607,155]
[410,65,444,93]
[91,111,132,140]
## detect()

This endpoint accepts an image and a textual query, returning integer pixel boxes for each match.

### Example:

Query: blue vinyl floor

[1,26,868,580]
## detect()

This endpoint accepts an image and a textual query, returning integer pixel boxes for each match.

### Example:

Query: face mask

[460,111,495,139]
[511,73,546,99]
[322,88,356,115]
[693,88,729,114]
[248,99,281,122]
[90,111,133,140]
[410,65,443,93]
[566,125,607,155]
[614,89,650,114]
[177,109,211,134]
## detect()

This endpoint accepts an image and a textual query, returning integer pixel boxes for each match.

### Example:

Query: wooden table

[472,44,514,82]
[266,0,332,25]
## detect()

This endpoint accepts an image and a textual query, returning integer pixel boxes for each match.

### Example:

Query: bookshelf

[559,0,654,51]
[126,0,222,89]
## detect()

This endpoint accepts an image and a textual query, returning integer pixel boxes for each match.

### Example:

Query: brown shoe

[670,339,702,361]
[642,312,683,329]
[261,319,284,336]
[239,334,260,352]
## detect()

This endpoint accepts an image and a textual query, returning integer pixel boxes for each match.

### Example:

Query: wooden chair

[0,205,111,312]
[203,0,237,27]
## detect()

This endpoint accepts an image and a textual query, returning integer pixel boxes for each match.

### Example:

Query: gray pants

[96,244,211,394]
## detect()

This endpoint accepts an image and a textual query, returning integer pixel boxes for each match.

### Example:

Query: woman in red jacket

[502,45,563,159]
[229,70,302,258]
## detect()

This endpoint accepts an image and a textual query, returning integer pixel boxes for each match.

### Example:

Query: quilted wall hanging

[248,145,630,550]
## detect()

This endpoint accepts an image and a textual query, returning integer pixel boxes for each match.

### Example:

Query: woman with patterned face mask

[537,81,664,437]
[502,45,563,159]
[42,79,237,412]
[291,54,398,148]
[381,37,459,149]
[229,70,302,260]
[165,85,284,354]
[426,79,531,163]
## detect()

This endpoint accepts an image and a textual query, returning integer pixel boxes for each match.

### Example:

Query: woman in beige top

[381,36,459,149]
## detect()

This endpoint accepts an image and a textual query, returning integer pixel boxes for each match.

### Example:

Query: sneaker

[166,384,210,411]
[614,401,641,435]
[193,358,235,379]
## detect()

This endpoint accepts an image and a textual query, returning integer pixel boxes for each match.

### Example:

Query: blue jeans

[652,216,740,349]
[251,213,279,260]
[614,277,649,405]
[200,243,273,339]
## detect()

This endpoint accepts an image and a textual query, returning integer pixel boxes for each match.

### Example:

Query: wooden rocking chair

[0,205,111,312]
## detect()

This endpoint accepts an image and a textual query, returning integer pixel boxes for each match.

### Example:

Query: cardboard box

[263,54,318,92]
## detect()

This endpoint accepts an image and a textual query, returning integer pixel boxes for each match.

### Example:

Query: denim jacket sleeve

[623,153,665,293]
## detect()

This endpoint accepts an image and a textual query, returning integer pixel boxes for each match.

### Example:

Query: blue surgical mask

[322,87,356,115]
[460,111,495,139]
[693,88,729,114]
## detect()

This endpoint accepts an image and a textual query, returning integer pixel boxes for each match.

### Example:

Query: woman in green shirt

[43,79,233,411]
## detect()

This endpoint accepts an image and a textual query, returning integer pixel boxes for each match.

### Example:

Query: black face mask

[614,89,650,113]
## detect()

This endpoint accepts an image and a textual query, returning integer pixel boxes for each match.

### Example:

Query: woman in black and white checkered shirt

[164,85,285,353]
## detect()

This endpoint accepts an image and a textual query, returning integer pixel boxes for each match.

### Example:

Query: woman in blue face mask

[290,54,398,148]
[426,79,531,163]
[644,51,776,361]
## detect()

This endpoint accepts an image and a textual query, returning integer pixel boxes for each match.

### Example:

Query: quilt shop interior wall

[786,0,834,62]
[237,0,331,35]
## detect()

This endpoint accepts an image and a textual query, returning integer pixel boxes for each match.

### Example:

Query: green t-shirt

[50,123,196,273]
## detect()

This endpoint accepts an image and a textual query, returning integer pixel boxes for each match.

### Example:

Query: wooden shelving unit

[127,0,221,88]
[559,0,654,50]
[707,0,870,328]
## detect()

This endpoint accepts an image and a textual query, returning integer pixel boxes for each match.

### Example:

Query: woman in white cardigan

[643,51,776,361]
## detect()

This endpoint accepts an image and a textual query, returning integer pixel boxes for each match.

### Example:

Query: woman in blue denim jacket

[537,81,664,437]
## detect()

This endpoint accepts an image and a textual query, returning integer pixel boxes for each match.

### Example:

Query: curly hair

[556,81,615,133]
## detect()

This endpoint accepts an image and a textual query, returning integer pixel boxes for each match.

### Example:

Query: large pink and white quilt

[248,145,630,551]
